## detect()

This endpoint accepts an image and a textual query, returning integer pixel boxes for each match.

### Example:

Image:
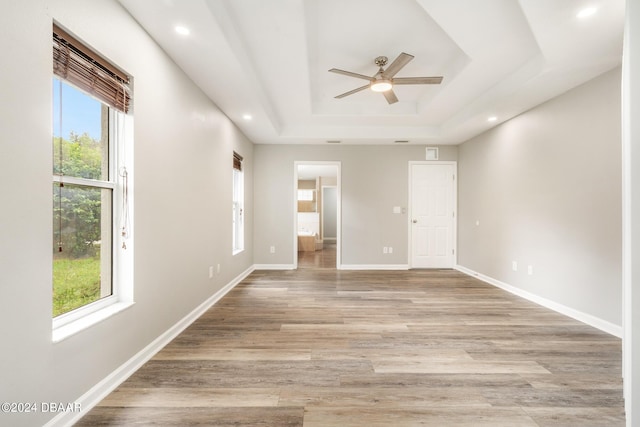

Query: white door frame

[407,161,457,269]
[293,161,342,269]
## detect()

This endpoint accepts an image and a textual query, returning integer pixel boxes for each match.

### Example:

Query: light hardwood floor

[78,247,624,426]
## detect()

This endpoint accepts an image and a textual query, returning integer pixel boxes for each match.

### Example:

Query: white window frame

[232,163,244,255]
[52,106,134,343]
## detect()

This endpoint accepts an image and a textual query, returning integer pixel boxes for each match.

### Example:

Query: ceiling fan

[329,52,443,104]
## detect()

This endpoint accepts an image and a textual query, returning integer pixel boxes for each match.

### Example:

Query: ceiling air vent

[326,140,341,144]
[394,140,410,144]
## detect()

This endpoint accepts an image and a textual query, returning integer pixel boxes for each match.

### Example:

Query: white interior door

[410,163,456,268]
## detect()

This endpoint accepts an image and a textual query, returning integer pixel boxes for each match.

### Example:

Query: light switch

[393,206,401,214]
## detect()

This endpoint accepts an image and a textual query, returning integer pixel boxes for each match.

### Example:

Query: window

[232,152,244,254]
[52,23,132,334]
[298,189,314,201]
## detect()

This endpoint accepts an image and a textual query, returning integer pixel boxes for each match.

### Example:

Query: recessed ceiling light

[488,116,497,122]
[175,26,190,36]
[242,114,253,121]
[577,6,597,19]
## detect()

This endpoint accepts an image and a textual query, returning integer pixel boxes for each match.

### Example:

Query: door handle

[412,219,417,223]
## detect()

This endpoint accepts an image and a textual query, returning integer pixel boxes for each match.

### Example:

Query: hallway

[298,242,337,270]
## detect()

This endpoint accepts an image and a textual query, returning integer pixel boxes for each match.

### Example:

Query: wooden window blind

[233,152,243,171]
[53,23,131,113]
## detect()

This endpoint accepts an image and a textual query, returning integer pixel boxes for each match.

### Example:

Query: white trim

[455,264,622,338]
[293,165,298,268]
[336,166,341,270]
[52,301,134,343]
[232,167,245,254]
[408,161,458,269]
[45,265,254,427]
[622,3,637,423]
[253,264,296,270]
[52,175,115,189]
[341,264,410,271]
[253,264,409,270]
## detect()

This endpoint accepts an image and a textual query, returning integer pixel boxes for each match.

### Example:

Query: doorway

[409,161,457,268]
[294,161,341,269]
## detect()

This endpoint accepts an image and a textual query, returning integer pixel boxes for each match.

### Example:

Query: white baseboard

[455,264,622,338]
[340,264,410,270]
[253,264,296,270]
[46,265,255,427]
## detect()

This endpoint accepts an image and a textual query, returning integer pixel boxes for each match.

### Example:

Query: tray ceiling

[118,0,624,145]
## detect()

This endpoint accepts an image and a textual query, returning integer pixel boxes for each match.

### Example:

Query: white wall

[0,1,253,426]
[458,68,622,329]
[623,0,640,423]
[254,145,457,267]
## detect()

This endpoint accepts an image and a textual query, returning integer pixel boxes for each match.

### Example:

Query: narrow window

[298,189,314,201]
[52,23,132,326]
[232,152,244,254]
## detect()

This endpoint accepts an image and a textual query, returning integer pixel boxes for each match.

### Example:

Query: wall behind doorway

[253,144,458,267]
[323,186,338,241]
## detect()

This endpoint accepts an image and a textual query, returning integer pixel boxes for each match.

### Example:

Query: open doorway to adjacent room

[293,161,341,269]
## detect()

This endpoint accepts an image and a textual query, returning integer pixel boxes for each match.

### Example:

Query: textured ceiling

[118,0,624,145]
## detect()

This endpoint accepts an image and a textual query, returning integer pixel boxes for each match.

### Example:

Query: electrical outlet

[383,247,388,254]
[216,264,221,274]
[528,265,533,275]
[512,261,518,271]
[388,247,393,254]
[209,266,214,279]
[270,246,276,254]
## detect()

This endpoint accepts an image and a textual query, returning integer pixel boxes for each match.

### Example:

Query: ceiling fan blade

[393,76,443,85]
[329,68,374,81]
[334,84,370,99]
[382,52,414,78]
[383,89,399,104]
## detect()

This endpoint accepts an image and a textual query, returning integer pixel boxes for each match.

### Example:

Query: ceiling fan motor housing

[374,56,388,67]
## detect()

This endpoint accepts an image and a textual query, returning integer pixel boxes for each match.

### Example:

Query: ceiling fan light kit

[370,79,392,92]
[329,52,443,104]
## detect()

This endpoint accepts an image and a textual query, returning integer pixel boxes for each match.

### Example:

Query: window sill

[233,249,245,256]
[52,301,135,343]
